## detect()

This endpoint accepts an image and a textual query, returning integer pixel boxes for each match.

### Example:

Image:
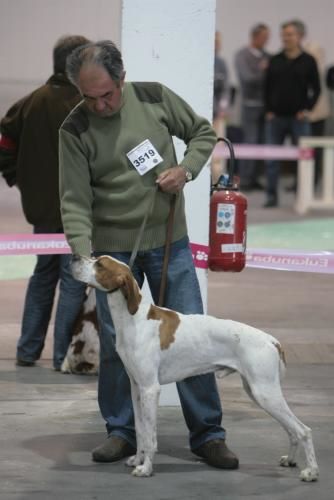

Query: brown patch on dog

[74,361,96,373]
[94,256,142,315]
[273,342,287,365]
[73,339,85,355]
[147,305,180,350]
[72,308,98,337]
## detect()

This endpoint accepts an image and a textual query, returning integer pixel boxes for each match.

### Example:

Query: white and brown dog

[61,287,99,375]
[71,254,319,481]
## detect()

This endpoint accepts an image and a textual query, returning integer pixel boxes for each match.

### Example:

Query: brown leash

[158,194,176,307]
[128,187,176,307]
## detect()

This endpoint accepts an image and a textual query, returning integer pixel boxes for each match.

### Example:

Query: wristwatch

[182,167,193,182]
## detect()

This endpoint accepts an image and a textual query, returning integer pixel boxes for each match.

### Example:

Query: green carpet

[0,255,36,281]
[248,218,334,251]
[0,218,333,280]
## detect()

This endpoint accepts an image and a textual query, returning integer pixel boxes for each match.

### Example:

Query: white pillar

[121,0,216,405]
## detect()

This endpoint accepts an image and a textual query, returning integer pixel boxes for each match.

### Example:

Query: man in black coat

[264,21,320,207]
[0,35,89,369]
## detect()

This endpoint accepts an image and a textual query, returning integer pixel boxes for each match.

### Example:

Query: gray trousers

[239,105,265,185]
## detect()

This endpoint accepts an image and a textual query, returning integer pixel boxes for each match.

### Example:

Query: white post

[295,138,314,215]
[295,137,334,214]
[323,147,334,203]
[121,0,216,405]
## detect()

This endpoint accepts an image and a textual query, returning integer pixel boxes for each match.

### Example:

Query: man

[213,31,229,122]
[211,31,230,184]
[295,19,331,187]
[264,21,320,207]
[235,23,270,190]
[0,35,89,370]
[59,40,238,469]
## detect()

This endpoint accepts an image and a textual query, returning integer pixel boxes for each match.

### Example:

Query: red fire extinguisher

[209,137,247,272]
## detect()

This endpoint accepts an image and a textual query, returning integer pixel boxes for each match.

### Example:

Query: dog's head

[71,255,141,315]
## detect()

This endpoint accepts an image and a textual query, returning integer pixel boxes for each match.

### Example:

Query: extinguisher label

[216,203,235,234]
[221,243,244,253]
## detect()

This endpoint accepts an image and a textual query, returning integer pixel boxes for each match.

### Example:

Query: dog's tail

[273,341,287,380]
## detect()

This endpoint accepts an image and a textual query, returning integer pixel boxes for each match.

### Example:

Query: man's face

[78,64,125,117]
[281,25,301,52]
[254,29,269,49]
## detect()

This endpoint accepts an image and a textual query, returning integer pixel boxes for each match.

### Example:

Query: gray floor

[0,178,333,499]
[0,361,333,500]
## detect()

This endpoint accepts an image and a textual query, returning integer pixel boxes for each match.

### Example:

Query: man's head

[53,35,90,75]
[281,20,306,52]
[66,40,126,117]
[250,24,269,50]
[215,31,222,54]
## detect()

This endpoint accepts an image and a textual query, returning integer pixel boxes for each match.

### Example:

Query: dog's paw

[300,467,319,482]
[132,464,153,478]
[126,455,142,467]
[60,359,71,374]
[279,455,297,467]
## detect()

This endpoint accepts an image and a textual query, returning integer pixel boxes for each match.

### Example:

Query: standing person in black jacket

[0,35,89,370]
[264,21,320,207]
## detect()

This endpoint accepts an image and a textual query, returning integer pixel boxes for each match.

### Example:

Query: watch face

[185,170,193,181]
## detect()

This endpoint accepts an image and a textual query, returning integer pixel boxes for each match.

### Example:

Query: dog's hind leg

[245,376,319,481]
[241,375,299,467]
[132,382,160,478]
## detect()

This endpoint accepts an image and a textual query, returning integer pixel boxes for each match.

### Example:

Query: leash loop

[128,185,176,307]
[128,186,158,270]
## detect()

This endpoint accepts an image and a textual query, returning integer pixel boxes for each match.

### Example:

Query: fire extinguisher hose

[215,137,236,189]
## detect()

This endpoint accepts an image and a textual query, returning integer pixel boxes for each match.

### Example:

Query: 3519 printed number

[133,149,155,167]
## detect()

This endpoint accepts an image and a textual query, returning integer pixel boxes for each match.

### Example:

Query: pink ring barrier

[213,143,314,160]
[0,234,333,274]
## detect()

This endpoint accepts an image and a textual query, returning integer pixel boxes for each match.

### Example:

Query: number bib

[126,139,163,175]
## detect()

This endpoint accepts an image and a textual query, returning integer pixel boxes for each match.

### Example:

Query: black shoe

[193,439,239,469]
[263,195,278,208]
[240,180,264,192]
[92,435,136,463]
[16,359,35,367]
[285,183,297,193]
[250,180,264,191]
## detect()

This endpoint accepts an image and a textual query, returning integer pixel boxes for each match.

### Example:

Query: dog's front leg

[132,382,160,478]
[126,378,145,468]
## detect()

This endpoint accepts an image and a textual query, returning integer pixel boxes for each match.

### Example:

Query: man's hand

[156,166,187,193]
[266,112,275,120]
[296,110,308,120]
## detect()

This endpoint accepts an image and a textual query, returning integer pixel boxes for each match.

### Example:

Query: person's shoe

[263,195,278,208]
[92,435,136,463]
[16,359,35,367]
[250,180,264,191]
[240,180,264,192]
[192,439,239,469]
[285,183,297,193]
[239,183,253,192]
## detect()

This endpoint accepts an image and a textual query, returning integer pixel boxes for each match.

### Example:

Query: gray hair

[250,23,269,38]
[281,20,307,37]
[66,40,124,86]
[53,35,91,74]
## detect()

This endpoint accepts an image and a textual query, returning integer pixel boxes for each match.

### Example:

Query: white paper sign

[216,203,235,234]
[221,243,244,253]
[126,139,163,175]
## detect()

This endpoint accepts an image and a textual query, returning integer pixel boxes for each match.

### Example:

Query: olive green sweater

[59,82,216,256]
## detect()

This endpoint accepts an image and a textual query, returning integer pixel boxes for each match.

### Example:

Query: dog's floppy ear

[118,271,141,315]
